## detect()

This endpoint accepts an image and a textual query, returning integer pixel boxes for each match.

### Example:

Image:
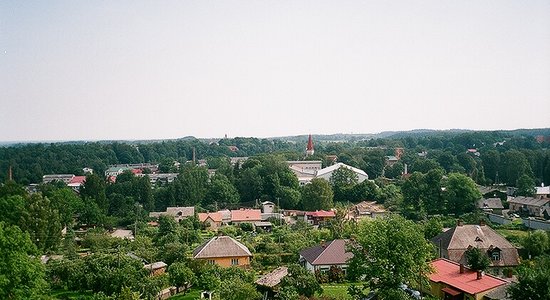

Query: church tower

[306,134,314,156]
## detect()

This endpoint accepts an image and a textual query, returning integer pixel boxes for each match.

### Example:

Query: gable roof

[430,258,508,295]
[300,239,353,265]
[305,210,336,218]
[508,196,550,207]
[316,163,368,178]
[198,212,223,223]
[431,224,519,266]
[477,198,504,210]
[193,236,252,259]
[231,209,262,222]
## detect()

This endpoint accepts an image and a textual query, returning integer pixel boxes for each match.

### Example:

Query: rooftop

[231,208,262,222]
[300,239,353,266]
[430,258,508,295]
[193,236,252,259]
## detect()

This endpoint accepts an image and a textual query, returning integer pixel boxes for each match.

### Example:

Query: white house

[315,163,368,183]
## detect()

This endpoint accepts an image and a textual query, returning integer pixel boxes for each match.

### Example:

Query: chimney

[320,240,326,248]
[459,264,464,274]
[457,219,464,227]
[506,269,513,278]
[480,219,486,226]
[477,271,483,280]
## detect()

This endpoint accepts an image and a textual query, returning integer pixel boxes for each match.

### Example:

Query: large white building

[287,161,368,185]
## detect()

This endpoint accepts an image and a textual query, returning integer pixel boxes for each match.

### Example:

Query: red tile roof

[306,210,335,217]
[198,212,223,223]
[68,176,86,185]
[231,209,262,222]
[429,258,508,295]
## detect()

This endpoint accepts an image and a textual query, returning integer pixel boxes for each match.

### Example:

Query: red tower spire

[306,134,314,156]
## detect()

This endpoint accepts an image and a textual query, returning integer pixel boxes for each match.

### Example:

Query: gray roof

[484,284,511,300]
[300,239,353,266]
[478,198,504,210]
[193,236,252,259]
[431,224,519,267]
[508,196,550,207]
[144,261,167,270]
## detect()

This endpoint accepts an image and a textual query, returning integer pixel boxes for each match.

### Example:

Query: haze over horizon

[1,1,550,142]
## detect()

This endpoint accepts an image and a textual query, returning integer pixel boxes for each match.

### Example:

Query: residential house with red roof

[305,210,335,225]
[198,212,223,231]
[299,239,353,274]
[231,208,262,225]
[428,258,509,300]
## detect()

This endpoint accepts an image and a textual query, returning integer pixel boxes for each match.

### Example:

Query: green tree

[23,193,63,252]
[516,174,536,197]
[465,247,491,271]
[522,230,549,258]
[501,150,532,185]
[330,167,358,202]
[301,178,334,211]
[347,216,434,295]
[280,264,322,297]
[401,172,427,219]
[217,278,261,300]
[445,173,481,215]
[80,174,108,213]
[508,256,550,300]
[205,174,240,207]
[168,262,196,294]
[0,222,48,299]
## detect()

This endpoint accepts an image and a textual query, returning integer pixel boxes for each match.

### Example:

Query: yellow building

[192,236,252,268]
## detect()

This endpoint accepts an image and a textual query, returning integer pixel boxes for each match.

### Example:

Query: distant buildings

[508,196,550,218]
[347,201,388,220]
[477,198,504,215]
[42,174,86,192]
[104,163,159,177]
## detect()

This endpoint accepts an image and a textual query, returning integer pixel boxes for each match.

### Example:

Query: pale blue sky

[1,1,549,141]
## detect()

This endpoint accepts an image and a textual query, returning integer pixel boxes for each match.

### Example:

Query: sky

[1,1,550,141]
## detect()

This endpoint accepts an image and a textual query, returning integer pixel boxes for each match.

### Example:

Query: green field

[320,283,353,300]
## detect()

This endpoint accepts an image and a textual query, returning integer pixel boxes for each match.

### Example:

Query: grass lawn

[170,289,202,300]
[496,229,529,246]
[320,283,353,300]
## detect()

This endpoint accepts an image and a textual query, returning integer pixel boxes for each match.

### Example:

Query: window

[208,260,215,265]
[491,250,501,261]
[231,258,239,265]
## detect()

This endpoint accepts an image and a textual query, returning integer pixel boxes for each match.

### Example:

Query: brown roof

[231,209,262,222]
[431,225,519,267]
[198,212,223,223]
[193,236,252,259]
[353,201,387,214]
[255,267,288,288]
[508,196,550,207]
[300,239,353,266]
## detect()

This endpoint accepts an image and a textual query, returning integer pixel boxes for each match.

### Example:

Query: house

[431,222,520,269]
[198,212,223,231]
[508,196,550,218]
[231,208,262,225]
[428,258,509,300]
[385,155,399,167]
[144,261,168,276]
[139,173,178,184]
[348,201,388,220]
[305,210,335,225]
[256,266,288,299]
[315,163,369,183]
[535,184,550,199]
[478,198,504,215]
[104,163,159,177]
[299,239,353,274]
[192,236,252,267]
[262,201,276,214]
[149,206,195,222]
[110,229,134,240]
[477,186,507,200]
[254,221,273,232]
[67,176,86,192]
[43,174,78,185]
